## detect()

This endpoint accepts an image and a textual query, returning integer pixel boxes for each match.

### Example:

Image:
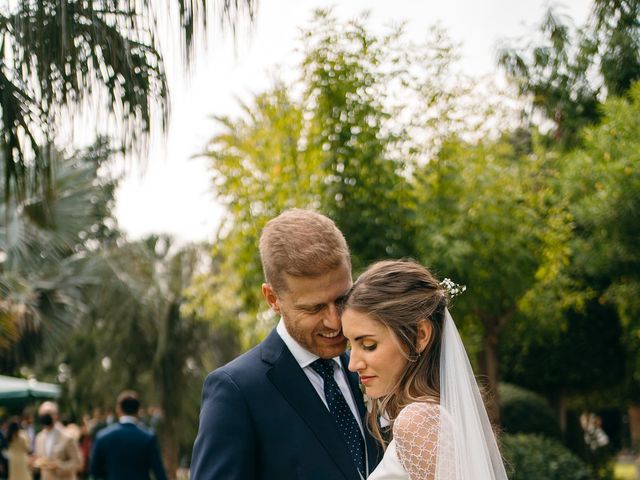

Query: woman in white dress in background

[341,260,508,480]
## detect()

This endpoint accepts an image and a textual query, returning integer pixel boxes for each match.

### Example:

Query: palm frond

[0,0,257,201]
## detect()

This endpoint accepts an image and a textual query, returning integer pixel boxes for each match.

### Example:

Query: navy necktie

[311,358,366,477]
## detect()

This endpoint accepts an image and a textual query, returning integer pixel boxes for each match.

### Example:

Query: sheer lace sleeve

[393,402,457,480]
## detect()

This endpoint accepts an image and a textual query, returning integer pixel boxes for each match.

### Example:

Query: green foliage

[195,9,529,353]
[301,11,418,271]
[195,85,320,345]
[415,137,547,320]
[41,236,238,473]
[564,83,640,299]
[0,138,237,471]
[592,0,640,96]
[496,87,639,409]
[560,82,640,400]
[0,139,119,370]
[502,434,594,480]
[498,9,601,148]
[500,298,626,399]
[412,133,569,420]
[0,0,255,201]
[498,1,640,148]
[499,383,562,440]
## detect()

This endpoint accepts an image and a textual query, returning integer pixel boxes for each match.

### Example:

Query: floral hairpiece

[440,278,466,298]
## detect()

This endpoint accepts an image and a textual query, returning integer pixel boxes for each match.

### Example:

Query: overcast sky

[113,0,592,244]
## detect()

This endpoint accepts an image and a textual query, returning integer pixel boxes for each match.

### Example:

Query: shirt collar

[119,416,138,425]
[276,318,341,369]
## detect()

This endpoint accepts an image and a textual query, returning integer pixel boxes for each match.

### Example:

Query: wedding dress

[368,403,457,480]
[367,309,508,480]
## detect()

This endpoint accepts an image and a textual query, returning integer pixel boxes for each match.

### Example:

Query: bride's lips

[359,375,375,385]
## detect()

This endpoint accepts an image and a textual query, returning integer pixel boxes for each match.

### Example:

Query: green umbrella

[0,375,60,409]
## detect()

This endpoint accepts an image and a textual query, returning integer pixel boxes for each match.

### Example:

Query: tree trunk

[628,404,640,450]
[477,309,514,427]
[160,426,179,480]
[480,327,501,425]
[549,388,568,434]
[156,303,181,480]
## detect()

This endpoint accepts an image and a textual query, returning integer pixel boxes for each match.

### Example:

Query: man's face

[38,402,57,429]
[264,263,352,359]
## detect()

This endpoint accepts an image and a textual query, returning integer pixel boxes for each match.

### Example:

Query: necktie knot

[311,358,336,380]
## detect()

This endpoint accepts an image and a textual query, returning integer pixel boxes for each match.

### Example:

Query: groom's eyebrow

[295,302,325,310]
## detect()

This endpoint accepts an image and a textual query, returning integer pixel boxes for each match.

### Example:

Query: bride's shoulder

[397,401,442,419]
[393,402,442,434]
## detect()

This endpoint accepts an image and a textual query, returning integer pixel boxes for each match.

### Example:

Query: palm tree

[0,138,119,371]
[0,0,256,200]
[57,235,238,478]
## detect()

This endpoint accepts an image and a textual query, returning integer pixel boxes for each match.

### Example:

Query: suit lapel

[262,330,360,480]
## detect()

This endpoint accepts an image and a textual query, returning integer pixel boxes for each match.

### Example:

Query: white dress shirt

[119,415,138,425]
[276,318,365,434]
[42,428,56,457]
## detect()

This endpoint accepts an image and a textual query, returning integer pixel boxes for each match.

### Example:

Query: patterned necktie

[311,358,366,477]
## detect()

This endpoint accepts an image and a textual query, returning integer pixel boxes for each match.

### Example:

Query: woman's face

[342,308,408,399]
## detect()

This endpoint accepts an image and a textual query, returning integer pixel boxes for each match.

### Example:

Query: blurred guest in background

[32,402,82,480]
[6,419,32,480]
[90,391,167,480]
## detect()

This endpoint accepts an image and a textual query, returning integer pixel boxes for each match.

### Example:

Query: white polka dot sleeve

[393,402,458,480]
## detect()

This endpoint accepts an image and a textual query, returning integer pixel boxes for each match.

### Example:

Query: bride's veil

[438,309,508,479]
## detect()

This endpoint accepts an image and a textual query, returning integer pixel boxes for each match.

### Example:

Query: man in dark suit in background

[90,391,167,480]
[190,209,382,480]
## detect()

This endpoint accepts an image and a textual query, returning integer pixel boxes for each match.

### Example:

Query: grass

[615,462,637,480]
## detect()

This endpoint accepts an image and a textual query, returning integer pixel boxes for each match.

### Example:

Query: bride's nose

[348,350,364,372]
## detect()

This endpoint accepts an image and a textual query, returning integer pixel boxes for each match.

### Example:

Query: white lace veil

[438,308,508,480]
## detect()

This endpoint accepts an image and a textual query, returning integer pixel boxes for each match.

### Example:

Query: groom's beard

[281,312,347,359]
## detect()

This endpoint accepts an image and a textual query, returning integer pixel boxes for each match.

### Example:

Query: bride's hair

[343,259,448,448]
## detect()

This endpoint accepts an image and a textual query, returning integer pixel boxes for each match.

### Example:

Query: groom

[190,209,381,480]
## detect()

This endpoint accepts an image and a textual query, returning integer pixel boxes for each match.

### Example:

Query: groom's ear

[262,283,281,314]
[416,319,432,353]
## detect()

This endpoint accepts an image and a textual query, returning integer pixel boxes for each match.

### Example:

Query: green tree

[591,0,640,96]
[0,0,255,200]
[301,10,417,271]
[193,84,320,345]
[562,82,640,446]
[414,134,567,422]
[498,0,640,148]
[498,9,601,148]
[495,83,640,446]
[500,297,626,431]
[0,139,118,371]
[41,236,237,479]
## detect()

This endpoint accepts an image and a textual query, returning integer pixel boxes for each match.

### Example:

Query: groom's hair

[260,209,350,293]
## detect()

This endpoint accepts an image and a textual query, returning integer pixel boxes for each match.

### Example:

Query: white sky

[114,0,592,244]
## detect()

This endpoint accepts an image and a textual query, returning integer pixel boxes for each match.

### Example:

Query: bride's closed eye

[362,341,377,352]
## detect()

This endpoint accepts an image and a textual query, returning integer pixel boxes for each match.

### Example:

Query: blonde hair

[343,259,448,448]
[259,209,350,292]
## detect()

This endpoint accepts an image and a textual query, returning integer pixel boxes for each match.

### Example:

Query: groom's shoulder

[210,330,281,381]
[219,343,262,374]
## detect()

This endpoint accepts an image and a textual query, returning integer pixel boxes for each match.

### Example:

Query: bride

[341,260,508,480]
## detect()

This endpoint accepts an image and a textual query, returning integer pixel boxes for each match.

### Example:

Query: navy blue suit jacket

[190,329,382,480]
[90,421,168,480]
